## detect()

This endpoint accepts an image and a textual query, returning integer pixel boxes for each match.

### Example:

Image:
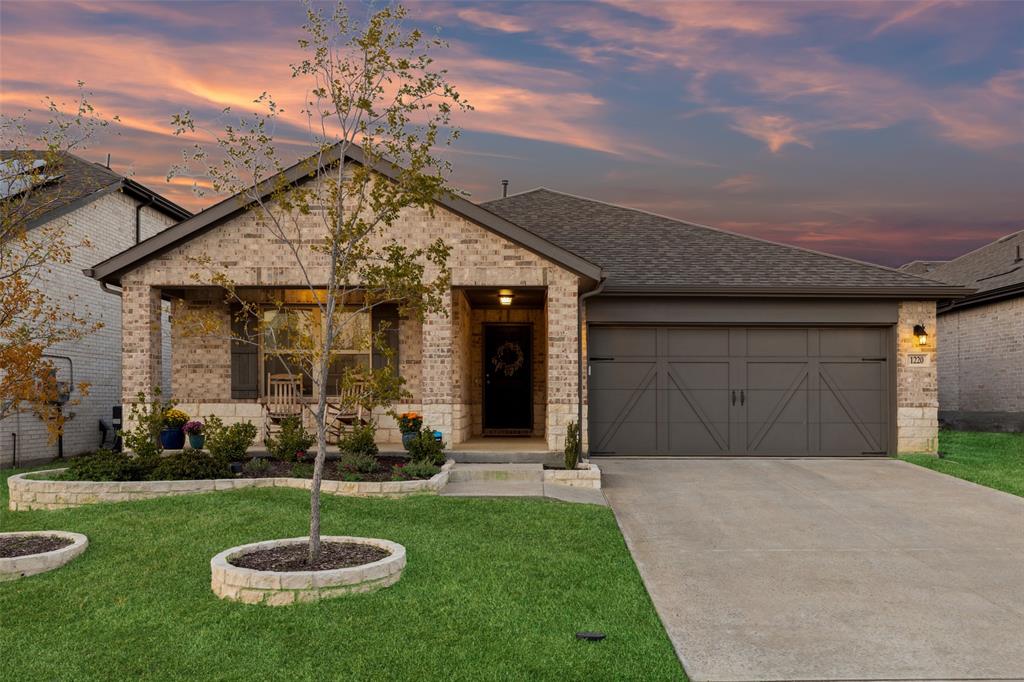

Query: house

[902,231,1024,432]
[86,145,968,457]
[0,152,191,466]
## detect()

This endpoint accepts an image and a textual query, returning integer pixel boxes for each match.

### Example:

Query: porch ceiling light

[498,289,514,306]
[913,324,928,346]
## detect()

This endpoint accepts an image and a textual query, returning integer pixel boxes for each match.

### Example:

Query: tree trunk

[308,398,328,565]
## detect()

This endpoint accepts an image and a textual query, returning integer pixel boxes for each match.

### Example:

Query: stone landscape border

[543,462,601,489]
[8,460,455,511]
[0,531,88,581]
[211,536,405,605]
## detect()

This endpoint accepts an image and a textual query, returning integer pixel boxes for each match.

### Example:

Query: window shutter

[371,304,400,375]
[230,309,259,399]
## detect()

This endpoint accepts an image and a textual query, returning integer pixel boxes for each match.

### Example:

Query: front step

[447,463,543,483]
[441,480,545,497]
[447,451,562,466]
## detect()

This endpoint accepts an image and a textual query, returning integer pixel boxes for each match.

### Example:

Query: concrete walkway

[600,458,1024,682]
[440,463,608,505]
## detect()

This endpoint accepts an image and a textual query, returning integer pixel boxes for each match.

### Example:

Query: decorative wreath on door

[491,341,525,377]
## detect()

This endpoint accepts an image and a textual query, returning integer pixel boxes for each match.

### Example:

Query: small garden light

[913,324,928,346]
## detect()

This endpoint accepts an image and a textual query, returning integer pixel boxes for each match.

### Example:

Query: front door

[483,324,533,435]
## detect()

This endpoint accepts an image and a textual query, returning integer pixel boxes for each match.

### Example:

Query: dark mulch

[0,535,73,558]
[240,456,420,482]
[229,541,390,572]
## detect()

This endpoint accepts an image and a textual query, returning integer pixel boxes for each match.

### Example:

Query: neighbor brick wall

[896,301,939,453]
[0,191,176,466]
[938,297,1024,417]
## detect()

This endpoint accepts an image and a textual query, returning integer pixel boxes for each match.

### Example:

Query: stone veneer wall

[118,169,581,450]
[896,301,939,453]
[937,296,1023,430]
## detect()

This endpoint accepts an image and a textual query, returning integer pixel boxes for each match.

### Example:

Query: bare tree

[171,1,470,563]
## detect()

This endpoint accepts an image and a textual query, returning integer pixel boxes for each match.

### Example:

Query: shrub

[291,462,314,478]
[149,450,232,480]
[65,449,156,482]
[120,391,173,458]
[204,416,258,461]
[406,427,445,465]
[265,416,315,461]
[338,424,378,457]
[182,420,204,436]
[392,459,439,480]
[564,420,581,470]
[243,457,270,475]
[163,408,189,429]
[340,451,379,474]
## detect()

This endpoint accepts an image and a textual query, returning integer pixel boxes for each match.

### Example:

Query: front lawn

[901,430,1024,497]
[0,469,684,681]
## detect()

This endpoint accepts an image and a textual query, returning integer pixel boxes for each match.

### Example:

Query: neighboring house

[0,152,190,466]
[87,145,968,457]
[902,231,1024,432]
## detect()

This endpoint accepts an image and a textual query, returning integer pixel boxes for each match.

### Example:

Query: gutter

[938,281,1024,313]
[577,277,606,457]
[135,195,155,244]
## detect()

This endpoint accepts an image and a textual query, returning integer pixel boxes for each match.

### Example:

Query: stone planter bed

[0,531,88,581]
[543,462,602,489]
[8,460,455,511]
[211,536,405,605]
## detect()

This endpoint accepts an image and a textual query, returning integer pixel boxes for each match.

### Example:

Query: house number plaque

[906,353,930,367]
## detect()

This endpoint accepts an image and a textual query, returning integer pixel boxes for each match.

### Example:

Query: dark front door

[483,324,533,434]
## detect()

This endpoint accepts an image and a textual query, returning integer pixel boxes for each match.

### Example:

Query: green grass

[0,468,684,681]
[901,430,1024,497]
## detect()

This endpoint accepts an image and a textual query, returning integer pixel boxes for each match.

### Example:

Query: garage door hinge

[861,451,886,455]
[861,357,887,361]
[589,357,615,362]
[589,450,615,455]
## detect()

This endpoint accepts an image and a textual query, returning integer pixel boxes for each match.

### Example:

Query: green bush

[149,450,232,480]
[204,416,258,461]
[338,424,379,457]
[392,459,440,480]
[243,457,270,475]
[564,420,581,470]
[264,416,314,461]
[406,427,445,465]
[340,452,380,474]
[120,391,174,458]
[291,462,314,478]
[64,449,157,482]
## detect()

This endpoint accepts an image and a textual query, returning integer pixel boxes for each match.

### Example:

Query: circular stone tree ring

[0,531,88,581]
[211,536,406,606]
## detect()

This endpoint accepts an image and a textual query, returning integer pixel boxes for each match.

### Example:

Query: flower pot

[401,431,416,450]
[160,427,185,450]
[229,462,243,474]
[188,434,206,450]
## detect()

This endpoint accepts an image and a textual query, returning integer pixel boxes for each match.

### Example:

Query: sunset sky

[1,0,1022,266]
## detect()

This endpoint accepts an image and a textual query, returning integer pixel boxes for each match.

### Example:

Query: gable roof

[1,150,191,229]
[87,144,602,285]
[923,229,1024,311]
[482,188,969,298]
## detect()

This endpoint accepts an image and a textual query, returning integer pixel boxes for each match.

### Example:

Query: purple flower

[182,420,204,435]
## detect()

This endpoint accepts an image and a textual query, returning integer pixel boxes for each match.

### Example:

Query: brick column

[420,290,454,440]
[122,283,163,405]
[896,300,939,454]
[545,274,579,451]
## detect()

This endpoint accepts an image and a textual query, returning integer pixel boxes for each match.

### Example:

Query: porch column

[546,275,579,451]
[122,282,163,405]
[420,290,455,441]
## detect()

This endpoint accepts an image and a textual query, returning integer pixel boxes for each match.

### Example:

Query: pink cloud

[455,8,531,33]
[714,173,761,193]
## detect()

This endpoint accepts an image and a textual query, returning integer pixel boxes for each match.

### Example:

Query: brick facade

[119,174,584,450]
[1,191,175,466]
[937,296,1024,430]
[896,301,939,453]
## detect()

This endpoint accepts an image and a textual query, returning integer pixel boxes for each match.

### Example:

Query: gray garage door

[588,327,890,456]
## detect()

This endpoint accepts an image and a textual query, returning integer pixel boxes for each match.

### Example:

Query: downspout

[136,196,155,244]
[577,277,606,458]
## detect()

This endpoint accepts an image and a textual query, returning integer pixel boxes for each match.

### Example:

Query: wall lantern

[498,289,514,306]
[913,324,928,346]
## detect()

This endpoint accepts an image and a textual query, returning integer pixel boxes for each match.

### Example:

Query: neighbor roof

[1,150,191,229]
[482,188,968,298]
[87,144,601,286]
[924,229,1024,311]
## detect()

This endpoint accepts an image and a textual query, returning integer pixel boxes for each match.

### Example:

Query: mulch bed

[0,535,73,558]
[240,456,428,482]
[229,541,390,572]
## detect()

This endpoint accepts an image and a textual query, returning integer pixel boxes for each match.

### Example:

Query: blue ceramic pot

[160,427,185,450]
[401,431,416,450]
[188,433,205,450]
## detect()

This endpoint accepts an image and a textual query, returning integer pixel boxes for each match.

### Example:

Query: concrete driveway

[601,458,1024,682]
